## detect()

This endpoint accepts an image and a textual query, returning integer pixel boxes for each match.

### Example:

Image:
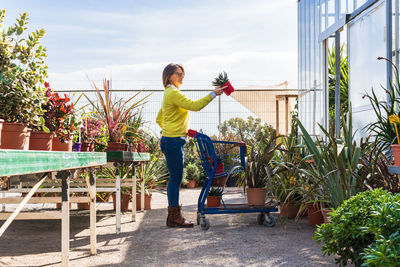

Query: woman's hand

[213,85,227,96]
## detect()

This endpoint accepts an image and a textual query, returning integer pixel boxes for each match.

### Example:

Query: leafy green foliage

[218,116,266,146]
[211,71,228,87]
[208,187,223,196]
[364,57,400,153]
[184,162,201,182]
[361,232,400,266]
[0,10,48,125]
[243,125,281,188]
[313,189,400,266]
[297,111,368,209]
[328,45,349,120]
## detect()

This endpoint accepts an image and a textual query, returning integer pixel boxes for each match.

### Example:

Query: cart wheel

[257,213,266,225]
[265,214,276,227]
[200,218,210,231]
[197,213,201,225]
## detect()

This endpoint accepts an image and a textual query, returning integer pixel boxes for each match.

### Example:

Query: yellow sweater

[156,85,213,137]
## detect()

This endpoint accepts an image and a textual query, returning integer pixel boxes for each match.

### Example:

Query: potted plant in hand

[0,10,48,150]
[207,187,223,207]
[212,71,235,96]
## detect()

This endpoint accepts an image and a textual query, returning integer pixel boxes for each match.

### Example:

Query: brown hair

[162,63,184,88]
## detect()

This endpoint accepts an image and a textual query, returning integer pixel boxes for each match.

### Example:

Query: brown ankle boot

[166,206,194,228]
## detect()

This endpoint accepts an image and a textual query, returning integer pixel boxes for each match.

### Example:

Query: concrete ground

[0,188,338,266]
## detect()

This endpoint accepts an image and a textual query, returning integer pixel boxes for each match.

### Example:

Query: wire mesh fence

[56,88,298,137]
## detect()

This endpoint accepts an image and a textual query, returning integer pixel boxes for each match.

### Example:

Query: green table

[106,151,150,233]
[0,149,106,267]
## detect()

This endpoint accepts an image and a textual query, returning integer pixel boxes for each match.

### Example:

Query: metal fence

[56,88,298,137]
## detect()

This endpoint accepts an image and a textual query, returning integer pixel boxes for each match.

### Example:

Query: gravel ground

[0,188,338,266]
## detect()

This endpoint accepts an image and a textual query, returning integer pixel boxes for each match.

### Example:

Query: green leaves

[211,71,229,87]
[0,10,48,125]
[314,189,400,266]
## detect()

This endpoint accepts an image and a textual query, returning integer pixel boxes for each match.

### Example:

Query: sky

[2,0,298,91]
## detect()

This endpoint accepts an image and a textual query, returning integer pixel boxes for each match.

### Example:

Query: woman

[156,63,225,228]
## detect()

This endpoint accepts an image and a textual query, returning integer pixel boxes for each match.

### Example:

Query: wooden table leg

[115,163,121,234]
[86,169,97,255]
[60,171,70,267]
[141,162,145,212]
[132,164,136,222]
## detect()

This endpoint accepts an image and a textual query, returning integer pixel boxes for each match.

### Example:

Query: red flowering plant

[43,82,78,142]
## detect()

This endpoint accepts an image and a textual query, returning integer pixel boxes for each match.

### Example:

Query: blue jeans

[160,136,186,208]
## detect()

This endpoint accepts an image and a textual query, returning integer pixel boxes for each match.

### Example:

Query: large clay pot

[0,122,30,150]
[322,208,333,224]
[186,180,197,188]
[306,203,324,226]
[81,142,95,152]
[112,193,131,211]
[246,188,266,206]
[106,142,124,151]
[136,193,152,210]
[52,136,73,151]
[206,196,221,207]
[392,144,400,166]
[0,119,3,147]
[280,201,300,219]
[29,131,53,151]
[212,176,227,186]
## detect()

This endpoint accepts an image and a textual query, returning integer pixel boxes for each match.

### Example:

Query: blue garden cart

[188,129,278,230]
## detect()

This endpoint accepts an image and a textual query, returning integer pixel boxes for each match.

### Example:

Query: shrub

[185,162,200,182]
[361,232,400,266]
[313,189,400,266]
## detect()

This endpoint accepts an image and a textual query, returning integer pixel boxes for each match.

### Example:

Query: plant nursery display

[212,71,235,96]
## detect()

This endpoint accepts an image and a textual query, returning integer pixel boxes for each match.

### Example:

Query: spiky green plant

[212,71,229,87]
[208,187,223,196]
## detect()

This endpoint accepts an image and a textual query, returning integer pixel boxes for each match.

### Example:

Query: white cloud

[49,50,297,91]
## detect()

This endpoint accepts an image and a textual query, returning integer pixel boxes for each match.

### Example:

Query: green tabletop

[0,150,107,176]
[106,151,150,162]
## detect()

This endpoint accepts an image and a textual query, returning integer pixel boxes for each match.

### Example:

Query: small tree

[0,10,48,125]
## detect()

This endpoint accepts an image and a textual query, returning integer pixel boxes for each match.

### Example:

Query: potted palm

[242,125,281,206]
[0,10,48,150]
[207,187,223,207]
[212,71,235,96]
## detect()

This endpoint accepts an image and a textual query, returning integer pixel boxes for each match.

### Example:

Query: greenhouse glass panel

[348,1,386,139]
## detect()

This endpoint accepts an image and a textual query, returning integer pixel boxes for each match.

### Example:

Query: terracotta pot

[29,131,53,151]
[322,208,333,224]
[223,80,235,96]
[136,193,151,210]
[246,188,266,206]
[306,203,324,226]
[106,142,124,151]
[77,202,90,210]
[96,194,110,202]
[392,144,400,166]
[212,176,227,186]
[52,136,73,151]
[186,180,197,188]
[0,122,30,150]
[206,196,221,207]
[81,142,95,152]
[56,202,72,209]
[0,119,3,147]
[280,202,300,219]
[112,193,131,211]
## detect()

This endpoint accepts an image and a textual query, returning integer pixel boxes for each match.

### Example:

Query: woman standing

[156,63,225,228]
